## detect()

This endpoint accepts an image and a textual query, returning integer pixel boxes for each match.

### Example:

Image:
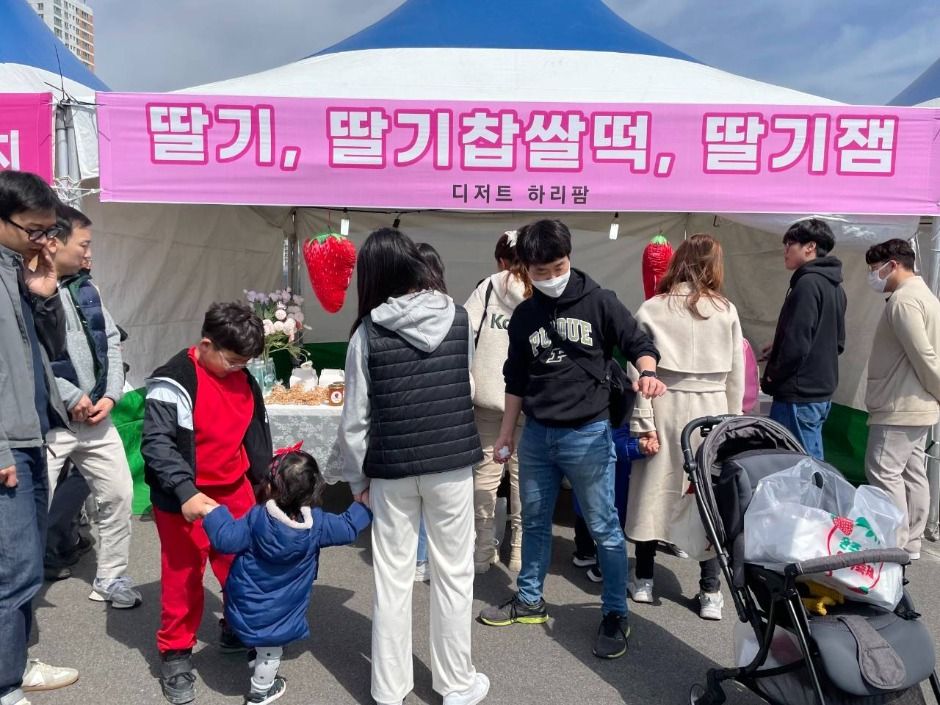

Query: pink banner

[0,93,53,182]
[98,92,940,215]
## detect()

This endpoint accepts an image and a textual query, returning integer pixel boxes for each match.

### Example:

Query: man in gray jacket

[0,171,77,705]
[45,205,140,608]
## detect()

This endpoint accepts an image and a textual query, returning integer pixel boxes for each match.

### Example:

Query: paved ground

[29,488,940,705]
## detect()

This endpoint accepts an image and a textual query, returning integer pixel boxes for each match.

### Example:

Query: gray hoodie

[327,290,473,493]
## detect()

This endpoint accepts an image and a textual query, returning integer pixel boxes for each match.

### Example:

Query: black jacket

[141,349,273,513]
[504,269,659,427]
[761,256,847,403]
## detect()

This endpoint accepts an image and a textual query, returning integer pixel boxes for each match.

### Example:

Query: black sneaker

[43,564,72,581]
[479,595,548,626]
[219,618,247,653]
[572,551,598,568]
[160,649,196,704]
[593,612,629,659]
[586,566,603,583]
[246,675,287,705]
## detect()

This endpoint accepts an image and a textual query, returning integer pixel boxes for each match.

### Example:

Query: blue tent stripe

[891,57,940,106]
[311,0,697,63]
[0,0,109,91]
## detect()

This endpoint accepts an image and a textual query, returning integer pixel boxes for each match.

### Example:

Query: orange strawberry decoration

[303,232,357,314]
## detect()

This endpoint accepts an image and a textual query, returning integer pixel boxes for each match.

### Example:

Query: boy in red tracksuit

[141,302,272,705]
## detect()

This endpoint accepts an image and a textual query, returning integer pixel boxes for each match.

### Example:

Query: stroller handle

[680,415,734,466]
[784,548,911,578]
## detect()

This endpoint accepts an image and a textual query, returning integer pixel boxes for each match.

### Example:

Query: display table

[266,403,343,470]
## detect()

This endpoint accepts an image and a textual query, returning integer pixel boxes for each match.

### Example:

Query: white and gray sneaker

[443,672,490,705]
[698,591,724,620]
[628,575,654,604]
[22,659,79,692]
[414,561,431,583]
[89,576,143,609]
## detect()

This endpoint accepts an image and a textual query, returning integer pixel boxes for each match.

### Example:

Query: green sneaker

[479,595,548,626]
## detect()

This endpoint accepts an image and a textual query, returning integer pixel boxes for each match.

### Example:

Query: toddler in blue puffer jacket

[202,445,371,705]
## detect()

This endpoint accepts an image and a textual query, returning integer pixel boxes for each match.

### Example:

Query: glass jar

[327,382,345,406]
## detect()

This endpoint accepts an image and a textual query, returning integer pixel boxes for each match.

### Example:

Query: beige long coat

[625,286,745,543]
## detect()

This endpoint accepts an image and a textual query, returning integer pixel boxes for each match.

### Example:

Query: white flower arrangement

[243,288,309,360]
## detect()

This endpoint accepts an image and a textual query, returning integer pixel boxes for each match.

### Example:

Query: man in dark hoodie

[761,218,846,460]
[478,219,665,661]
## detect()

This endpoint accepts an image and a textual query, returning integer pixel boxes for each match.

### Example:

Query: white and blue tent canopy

[0,0,105,180]
[891,57,940,107]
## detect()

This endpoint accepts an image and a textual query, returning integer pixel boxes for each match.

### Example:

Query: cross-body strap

[537,299,609,386]
[474,280,494,348]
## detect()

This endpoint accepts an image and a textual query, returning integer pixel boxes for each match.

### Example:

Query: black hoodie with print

[503,268,659,427]
[762,256,847,403]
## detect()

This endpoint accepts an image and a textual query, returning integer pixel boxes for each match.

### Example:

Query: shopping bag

[668,484,716,562]
[743,459,904,610]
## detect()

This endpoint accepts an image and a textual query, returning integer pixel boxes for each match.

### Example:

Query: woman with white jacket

[463,232,530,573]
[625,233,744,621]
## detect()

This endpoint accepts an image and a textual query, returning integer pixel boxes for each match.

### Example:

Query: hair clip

[273,441,303,458]
[505,230,518,247]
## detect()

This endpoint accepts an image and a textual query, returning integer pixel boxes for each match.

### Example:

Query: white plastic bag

[743,459,904,610]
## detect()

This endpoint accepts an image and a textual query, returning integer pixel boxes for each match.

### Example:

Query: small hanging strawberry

[302,232,357,314]
[642,233,674,300]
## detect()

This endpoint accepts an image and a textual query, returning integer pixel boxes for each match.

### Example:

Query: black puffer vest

[364,306,483,479]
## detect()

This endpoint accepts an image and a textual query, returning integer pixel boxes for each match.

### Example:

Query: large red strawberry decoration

[642,233,674,300]
[303,232,357,313]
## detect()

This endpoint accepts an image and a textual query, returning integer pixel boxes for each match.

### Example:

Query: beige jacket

[464,271,527,412]
[632,287,745,430]
[866,276,940,427]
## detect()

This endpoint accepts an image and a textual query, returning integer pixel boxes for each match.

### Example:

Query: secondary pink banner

[98,92,940,215]
[0,93,53,182]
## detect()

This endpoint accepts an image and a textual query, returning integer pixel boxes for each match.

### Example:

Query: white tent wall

[82,194,290,386]
[294,208,687,342]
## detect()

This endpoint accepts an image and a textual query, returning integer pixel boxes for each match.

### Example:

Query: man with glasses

[760,218,847,459]
[0,171,78,705]
[863,239,940,561]
[42,205,140,608]
[142,302,272,705]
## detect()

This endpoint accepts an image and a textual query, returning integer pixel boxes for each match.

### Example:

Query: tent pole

[927,217,940,542]
[287,209,300,294]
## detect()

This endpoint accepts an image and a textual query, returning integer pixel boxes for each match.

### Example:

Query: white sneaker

[698,591,724,620]
[908,552,921,561]
[7,697,31,705]
[414,561,430,583]
[21,659,79,692]
[628,576,654,604]
[443,673,490,705]
[89,575,142,609]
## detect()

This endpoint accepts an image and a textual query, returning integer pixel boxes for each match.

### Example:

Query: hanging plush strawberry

[642,233,674,300]
[303,232,357,313]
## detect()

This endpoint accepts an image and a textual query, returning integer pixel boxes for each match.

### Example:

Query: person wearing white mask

[477,219,665,661]
[863,238,940,561]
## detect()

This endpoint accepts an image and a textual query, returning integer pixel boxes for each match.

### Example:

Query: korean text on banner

[98,93,940,215]
[0,94,54,182]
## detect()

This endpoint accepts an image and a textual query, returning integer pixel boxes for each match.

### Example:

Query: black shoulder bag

[538,303,636,428]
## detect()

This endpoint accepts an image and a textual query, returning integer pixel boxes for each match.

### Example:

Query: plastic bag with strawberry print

[743,458,904,610]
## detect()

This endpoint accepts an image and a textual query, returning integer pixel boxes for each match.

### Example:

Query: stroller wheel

[689,684,706,705]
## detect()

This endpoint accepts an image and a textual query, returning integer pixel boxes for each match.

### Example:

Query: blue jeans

[517,418,626,616]
[416,516,428,563]
[770,401,831,460]
[0,448,48,703]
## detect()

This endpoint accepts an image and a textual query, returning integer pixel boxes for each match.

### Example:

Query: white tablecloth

[266,403,343,471]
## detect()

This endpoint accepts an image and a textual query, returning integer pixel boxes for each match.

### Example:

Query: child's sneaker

[160,649,195,705]
[585,565,603,583]
[22,659,79,692]
[478,595,548,626]
[414,560,430,583]
[246,675,286,705]
[571,551,597,568]
[628,575,654,604]
[443,672,490,705]
[219,618,248,653]
[89,576,142,609]
[698,591,724,621]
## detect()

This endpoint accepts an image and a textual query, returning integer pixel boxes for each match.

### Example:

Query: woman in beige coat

[625,234,744,621]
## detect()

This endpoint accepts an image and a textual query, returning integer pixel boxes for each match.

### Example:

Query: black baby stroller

[681,415,940,705]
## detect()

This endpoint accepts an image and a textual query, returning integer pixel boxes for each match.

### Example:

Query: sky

[90,0,939,104]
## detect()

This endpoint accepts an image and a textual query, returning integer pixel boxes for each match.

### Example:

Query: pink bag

[742,339,759,414]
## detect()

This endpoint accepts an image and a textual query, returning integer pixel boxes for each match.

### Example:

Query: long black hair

[416,242,447,294]
[350,228,435,337]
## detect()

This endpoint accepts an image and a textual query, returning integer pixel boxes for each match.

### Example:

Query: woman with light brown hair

[624,233,744,620]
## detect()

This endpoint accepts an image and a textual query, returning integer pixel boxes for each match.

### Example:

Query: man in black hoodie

[478,219,665,661]
[761,218,847,460]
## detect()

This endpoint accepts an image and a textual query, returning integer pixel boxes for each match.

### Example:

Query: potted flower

[244,288,308,393]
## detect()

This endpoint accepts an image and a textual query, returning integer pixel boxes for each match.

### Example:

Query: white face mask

[868,262,892,293]
[532,270,571,298]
